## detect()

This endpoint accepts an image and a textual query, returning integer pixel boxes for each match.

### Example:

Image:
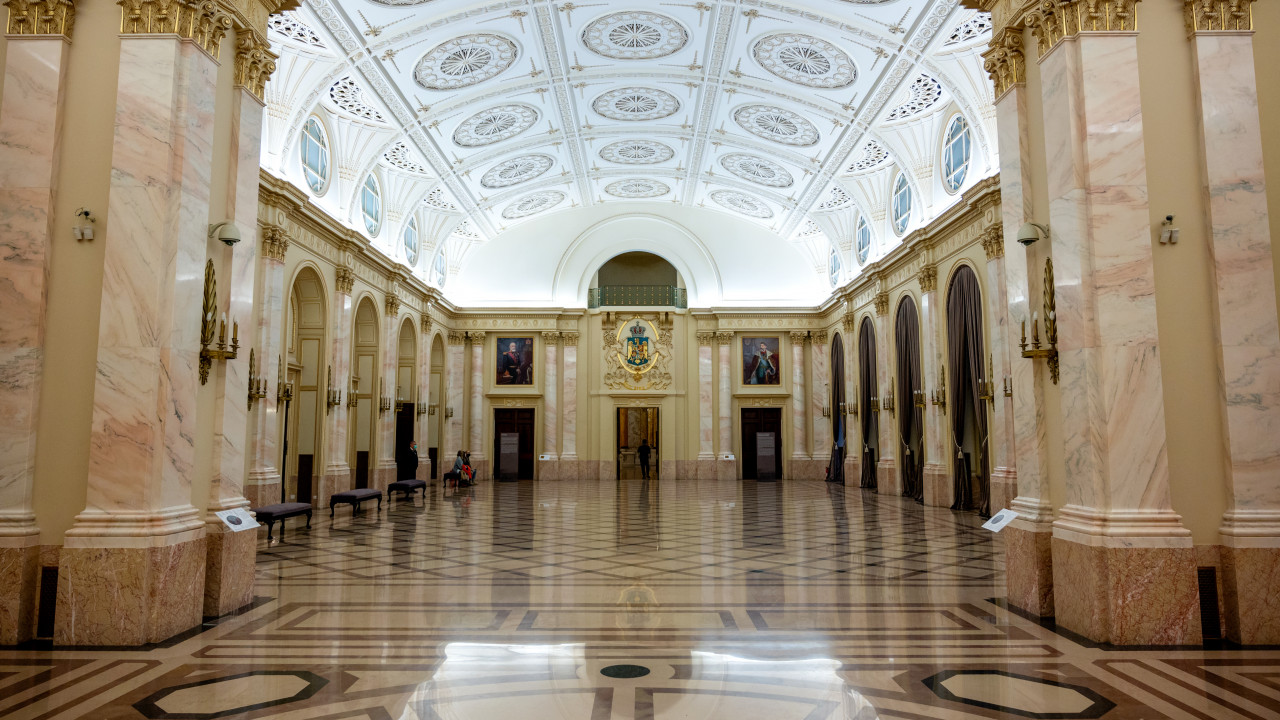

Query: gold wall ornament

[813,330,828,345]
[541,331,561,345]
[1185,0,1252,34]
[932,367,947,411]
[198,259,238,385]
[275,354,292,403]
[873,292,890,317]
[261,224,289,262]
[447,330,467,345]
[982,26,1025,100]
[1019,257,1060,384]
[789,330,809,344]
[696,331,716,347]
[334,265,355,295]
[385,293,401,318]
[233,30,277,102]
[246,348,268,409]
[603,316,673,391]
[1026,0,1138,56]
[420,315,433,336]
[118,0,233,59]
[467,330,486,344]
[981,226,1005,260]
[325,366,342,411]
[561,331,579,347]
[4,0,75,36]
[918,264,938,293]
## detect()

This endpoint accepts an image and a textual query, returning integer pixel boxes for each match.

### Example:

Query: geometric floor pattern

[3,478,1279,719]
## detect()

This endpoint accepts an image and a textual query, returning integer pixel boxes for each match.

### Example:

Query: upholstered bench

[251,502,312,541]
[329,488,382,517]
[387,479,427,502]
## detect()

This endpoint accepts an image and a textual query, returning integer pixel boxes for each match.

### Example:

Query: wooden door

[493,409,535,480]
[740,408,783,480]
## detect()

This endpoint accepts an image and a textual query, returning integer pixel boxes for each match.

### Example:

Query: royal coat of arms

[604,316,672,390]
[621,321,655,374]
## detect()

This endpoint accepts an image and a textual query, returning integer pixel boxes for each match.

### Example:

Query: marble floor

[3,479,1279,719]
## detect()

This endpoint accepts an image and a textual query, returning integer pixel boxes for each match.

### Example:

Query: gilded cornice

[982,26,1026,100]
[981,226,1005,260]
[118,0,232,59]
[1185,0,1252,34]
[234,30,277,102]
[261,224,289,262]
[1026,0,1139,56]
[335,265,355,295]
[4,0,74,36]
[918,265,938,293]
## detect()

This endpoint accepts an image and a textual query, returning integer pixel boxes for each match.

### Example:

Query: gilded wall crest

[604,315,672,390]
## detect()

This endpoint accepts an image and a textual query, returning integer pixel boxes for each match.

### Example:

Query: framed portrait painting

[496,337,534,385]
[742,337,781,386]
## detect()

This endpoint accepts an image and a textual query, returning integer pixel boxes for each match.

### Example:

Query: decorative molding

[918,264,938,293]
[1185,0,1252,34]
[1025,0,1139,56]
[812,330,828,345]
[261,224,289,262]
[745,397,786,407]
[541,331,561,345]
[603,314,673,391]
[697,332,717,346]
[467,330,486,343]
[981,226,1004,260]
[789,331,809,343]
[334,265,355,295]
[234,30,277,102]
[421,315,433,335]
[982,26,1025,100]
[842,315,857,332]
[385,294,401,318]
[448,330,467,345]
[4,0,74,36]
[561,331,579,347]
[873,292,890,317]
[715,331,735,346]
[118,0,233,59]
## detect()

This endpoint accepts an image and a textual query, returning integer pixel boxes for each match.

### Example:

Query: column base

[990,467,1018,513]
[923,464,950,507]
[1005,524,1054,617]
[0,538,40,644]
[202,523,256,617]
[374,462,397,492]
[716,458,737,481]
[557,455,580,481]
[538,457,559,481]
[1050,533,1200,645]
[696,456,716,480]
[244,469,279,509]
[1221,544,1280,644]
[321,465,352,507]
[842,455,856,485]
[875,459,900,496]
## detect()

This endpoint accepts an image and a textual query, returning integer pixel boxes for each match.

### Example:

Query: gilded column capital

[697,331,717,346]
[117,0,233,59]
[982,26,1026,100]
[1184,0,1252,34]
[788,331,810,344]
[918,264,938,293]
[715,331,736,346]
[561,332,579,347]
[261,224,289,262]
[384,294,401,318]
[813,331,829,345]
[1026,0,1139,56]
[234,29,277,102]
[541,331,561,345]
[4,0,74,36]
[873,292,890,317]
[981,226,1005,260]
[467,331,486,344]
[447,330,467,345]
[420,315,433,336]
[335,265,355,295]
[841,314,857,332]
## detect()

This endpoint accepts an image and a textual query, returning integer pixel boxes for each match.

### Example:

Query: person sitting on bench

[443,450,465,489]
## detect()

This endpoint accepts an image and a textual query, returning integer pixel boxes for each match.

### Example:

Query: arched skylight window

[432,250,446,287]
[403,216,419,266]
[892,173,912,235]
[360,174,381,236]
[828,246,842,287]
[300,117,329,194]
[943,115,971,193]
[856,216,872,264]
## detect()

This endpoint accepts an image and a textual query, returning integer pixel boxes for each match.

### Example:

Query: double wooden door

[493,408,535,480]
[741,408,783,480]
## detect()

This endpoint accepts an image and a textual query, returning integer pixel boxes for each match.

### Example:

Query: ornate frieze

[234,30,277,102]
[261,224,289,262]
[385,294,401,318]
[873,292,890,317]
[981,226,1005,260]
[118,0,233,59]
[982,26,1025,100]
[335,265,355,295]
[1025,0,1139,56]
[1184,0,1252,34]
[4,0,74,36]
[918,265,938,293]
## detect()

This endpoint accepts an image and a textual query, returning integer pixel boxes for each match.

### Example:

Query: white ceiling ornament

[383,142,431,175]
[710,190,774,219]
[592,87,680,121]
[329,77,385,123]
[582,11,689,60]
[885,75,945,121]
[424,187,458,211]
[605,178,671,198]
[267,11,325,48]
[452,104,539,147]
[599,140,676,165]
[453,220,479,239]
[481,154,555,188]
[719,153,795,188]
[848,140,891,173]
[733,105,820,146]
[753,33,857,89]
[502,191,566,219]
[816,186,853,211]
[944,13,993,46]
[413,34,518,91]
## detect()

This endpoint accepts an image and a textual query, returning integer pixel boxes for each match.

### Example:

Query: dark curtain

[858,317,878,490]
[947,266,990,516]
[895,297,924,503]
[829,333,846,484]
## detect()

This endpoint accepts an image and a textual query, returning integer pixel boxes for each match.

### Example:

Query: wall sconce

[932,367,947,411]
[347,377,359,408]
[1003,376,1013,398]
[1020,258,1060,384]
[444,406,454,418]
[849,389,858,417]
[870,393,880,415]
[821,382,831,417]
[198,260,237,385]
[276,355,293,404]
[73,207,95,241]
[913,389,927,408]
[882,386,896,415]
[978,356,996,408]
[428,404,438,416]
[247,348,268,410]
[378,378,392,413]
[416,386,429,416]
[326,366,342,411]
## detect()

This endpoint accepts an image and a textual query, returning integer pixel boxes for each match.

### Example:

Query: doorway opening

[493,408,535,480]
[284,267,325,505]
[858,317,879,490]
[741,407,783,480]
[947,265,990,516]
[616,408,659,480]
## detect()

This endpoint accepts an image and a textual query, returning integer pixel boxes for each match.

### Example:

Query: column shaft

[984,241,1017,512]
[416,317,432,482]
[322,278,353,505]
[810,334,831,477]
[442,332,465,472]
[374,301,400,491]
[789,332,808,477]
[918,270,950,506]
[468,332,487,480]
[874,306,898,495]
[541,332,559,480]
[560,333,579,480]
[246,231,287,507]
[697,335,714,480]
[717,333,735,480]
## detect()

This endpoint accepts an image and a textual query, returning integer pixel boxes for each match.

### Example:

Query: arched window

[828,246,842,287]
[856,216,872,264]
[360,174,381,236]
[300,117,330,194]
[892,173,912,235]
[432,250,447,287]
[403,216,419,266]
[943,115,971,193]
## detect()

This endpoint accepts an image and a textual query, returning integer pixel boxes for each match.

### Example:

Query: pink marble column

[983,233,1017,514]
[59,28,224,646]
[245,227,288,508]
[416,316,433,482]
[540,332,559,481]
[441,331,466,471]
[560,332,579,480]
[788,331,809,478]
[873,302,899,495]
[917,267,950,507]
[374,296,401,492]
[810,332,831,478]
[697,333,715,480]
[468,331,488,480]
[1189,24,1280,644]
[840,320,858,483]
[716,332,736,480]
[0,28,70,645]
[1035,19,1199,644]
[322,268,355,505]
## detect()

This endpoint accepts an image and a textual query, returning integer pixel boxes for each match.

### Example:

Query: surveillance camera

[1165,214,1174,222]
[208,221,241,247]
[1017,222,1049,246]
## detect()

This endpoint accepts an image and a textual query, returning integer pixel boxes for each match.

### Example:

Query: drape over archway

[895,297,923,503]
[858,317,878,490]
[829,333,846,484]
[946,266,990,516]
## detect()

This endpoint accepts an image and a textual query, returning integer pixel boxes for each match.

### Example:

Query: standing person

[637,439,652,480]
[398,440,419,480]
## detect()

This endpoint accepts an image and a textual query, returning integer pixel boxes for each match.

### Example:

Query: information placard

[757,432,777,481]
[215,508,259,532]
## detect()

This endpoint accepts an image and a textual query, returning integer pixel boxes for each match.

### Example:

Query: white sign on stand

[215,508,259,532]
[982,508,1019,533]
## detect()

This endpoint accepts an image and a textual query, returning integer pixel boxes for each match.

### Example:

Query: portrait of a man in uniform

[743,337,781,385]
[496,337,533,385]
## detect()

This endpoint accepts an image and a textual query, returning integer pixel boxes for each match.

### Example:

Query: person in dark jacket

[444,451,464,489]
[638,439,652,480]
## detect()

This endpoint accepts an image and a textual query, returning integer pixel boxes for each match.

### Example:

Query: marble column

[204,40,273,618]
[540,332,559,481]
[245,227,288,507]
[468,331,488,480]
[1032,6,1199,644]
[716,332,736,480]
[985,26,1056,618]
[416,315,433,482]
[1187,7,1280,644]
[983,228,1017,514]
[0,5,72,644]
[840,319,859,483]
[697,333,716,480]
[788,331,809,478]
[810,331,831,478]
[322,267,355,505]
[560,332,579,481]
[374,295,401,492]
[918,266,950,507]
[873,295,899,495]
[441,331,466,472]
[58,16,227,646]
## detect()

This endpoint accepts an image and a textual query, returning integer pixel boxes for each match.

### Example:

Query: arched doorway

[351,297,379,490]
[895,296,924,502]
[427,334,445,478]
[829,332,847,484]
[395,317,417,481]
[946,265,990,516]
[284,267,326,505]
[858,317,878,490]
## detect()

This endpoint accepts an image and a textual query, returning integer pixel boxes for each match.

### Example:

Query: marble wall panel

[698,345,713,459]
[562,343,578,464]
[717,342,731,457]
[543,341,558,460]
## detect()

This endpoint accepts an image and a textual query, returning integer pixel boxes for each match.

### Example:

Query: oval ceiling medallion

[710,190,773,219]
[582,11,689,60]
[605,178,671,198]
[592,87,680,121]
[481,154,554,188]
[599,140,676,165]
[752,33,856,89]
[719,153,794,188]
[502,190,566,219]
[732,105,820,146]
[414,34,518,91]
[453,104,539,147]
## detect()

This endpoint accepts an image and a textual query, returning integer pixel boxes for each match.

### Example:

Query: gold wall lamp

[199,259,238,385]
[1019,258,1060,385]
[932,367,947,411]
[326,366,342,411]
[978,356,996,408]
[913,389,927,408]
[276,355,293,404]
[247,349,268,410]
[347,376,359,408]
[882,385,896,415]
[416,387,429,416]
[378,378,392,413]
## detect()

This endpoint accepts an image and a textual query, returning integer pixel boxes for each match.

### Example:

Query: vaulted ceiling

[262,0,996,296]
